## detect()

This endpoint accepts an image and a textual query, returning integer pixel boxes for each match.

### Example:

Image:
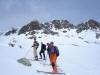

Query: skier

[32,37,39,60]
[49,42,59,74]
[47,43,51,59]
[39,42,46,60]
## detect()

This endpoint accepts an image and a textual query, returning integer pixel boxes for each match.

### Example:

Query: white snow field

[0,29,100,75]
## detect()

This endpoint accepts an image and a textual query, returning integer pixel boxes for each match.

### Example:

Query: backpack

[44,44,46,50]
[33,41,39,48]
[54,46,59,56]
[36,42,39,48]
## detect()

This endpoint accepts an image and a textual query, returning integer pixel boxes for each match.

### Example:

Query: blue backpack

[54,46,59,56]
[37,42,39,48]
[33,41,39,48]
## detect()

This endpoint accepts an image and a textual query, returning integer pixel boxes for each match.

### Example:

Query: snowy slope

[0,29,100,75]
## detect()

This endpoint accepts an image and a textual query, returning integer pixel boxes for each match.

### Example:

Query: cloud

[0,0,100,31]
[0,0,53,30]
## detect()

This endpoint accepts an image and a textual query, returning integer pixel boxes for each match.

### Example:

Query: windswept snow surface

[0,29,100,75]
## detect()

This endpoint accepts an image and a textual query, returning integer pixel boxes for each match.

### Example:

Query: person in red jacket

[49,42,59,74]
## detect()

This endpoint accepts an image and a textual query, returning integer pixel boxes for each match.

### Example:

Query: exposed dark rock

[5,28,17,36]
[76,23,89,33]
[84,41,90,44]
[27,31,35,35]
[17,19,100,35]
[18,21,41,35]
[72,44,79,46]
[63,30,67,33]
[28,35,36,39]
[96,33,100,39]
[19,45,22,48]
[51,20,62,29]
[88,19,100,29]
[38,36,42,38]
[61,20,75,29]
[51,20,75,29]
[43,29,51,34]
[43,22,52,29]
[78,37,84,40]
[50,31,58,35]
[43,29,58,35]
[76,19,100,33]
[18,19,76,35]
[8,42,15,47]
[17,58,31,66]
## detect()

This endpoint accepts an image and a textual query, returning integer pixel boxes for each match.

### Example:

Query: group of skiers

[32,37,59,74]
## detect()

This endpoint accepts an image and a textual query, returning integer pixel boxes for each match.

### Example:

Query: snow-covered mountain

[0,19,100,75]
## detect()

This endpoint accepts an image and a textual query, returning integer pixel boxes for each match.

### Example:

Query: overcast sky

[0,0,100,31]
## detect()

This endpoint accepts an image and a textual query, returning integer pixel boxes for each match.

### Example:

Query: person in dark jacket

[39,42,46,60]
[47,43,51,59]
[49,42,59,74]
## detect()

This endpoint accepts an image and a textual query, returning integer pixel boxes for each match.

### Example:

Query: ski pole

[24,47,32,58]
[45,51,48,62]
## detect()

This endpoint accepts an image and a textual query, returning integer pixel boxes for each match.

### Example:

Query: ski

[39,62,60,67]
[28,58,43,61]
[39,62,51,66]
[37,70,66,74]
